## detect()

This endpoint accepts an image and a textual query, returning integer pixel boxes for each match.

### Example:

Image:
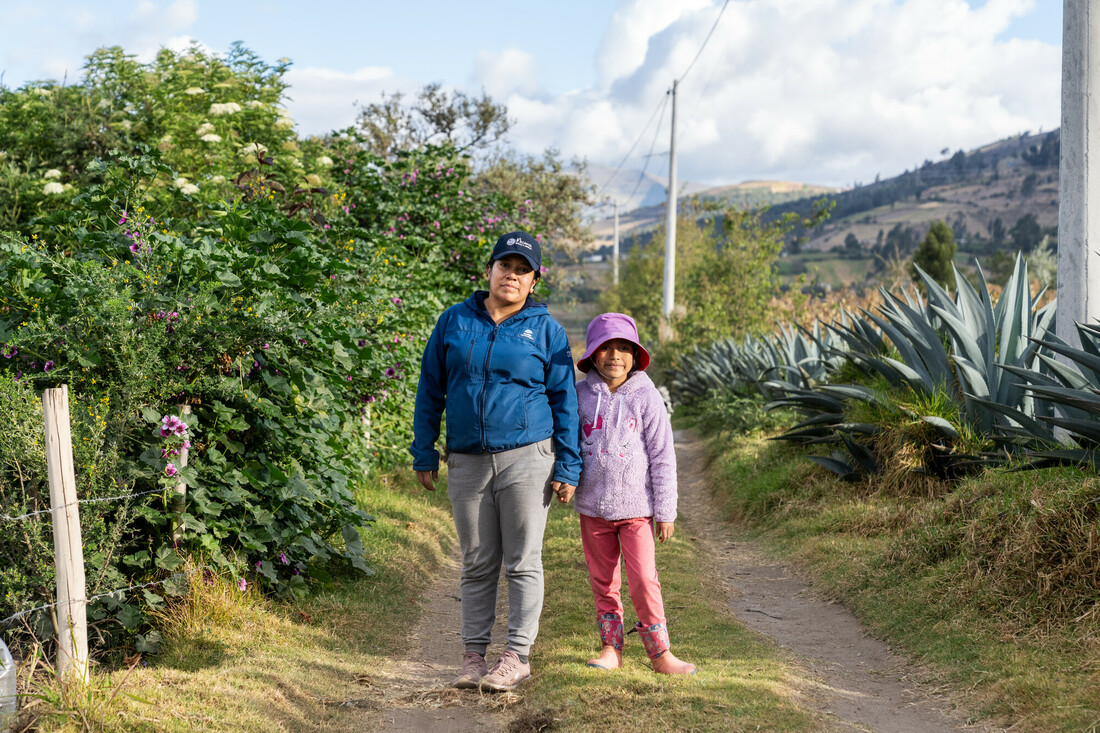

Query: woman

[411,230,581,692]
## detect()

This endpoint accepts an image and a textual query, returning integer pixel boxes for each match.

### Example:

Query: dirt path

[363,430,981,732]
[363,555,515,732]
[673,430,980,733]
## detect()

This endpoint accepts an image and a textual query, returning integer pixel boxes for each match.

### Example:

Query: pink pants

[579,513,665,626]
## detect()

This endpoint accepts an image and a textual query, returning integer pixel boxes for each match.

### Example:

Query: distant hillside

[588,179,839,255]
[583,129,1061,293]
[768,129,1060,256]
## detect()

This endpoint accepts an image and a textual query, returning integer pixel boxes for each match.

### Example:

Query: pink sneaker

[478,649,531,692]
[451,651,488,689]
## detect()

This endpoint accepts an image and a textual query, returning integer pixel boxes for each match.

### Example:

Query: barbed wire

[0,487,166,523]
[1,567,202,628]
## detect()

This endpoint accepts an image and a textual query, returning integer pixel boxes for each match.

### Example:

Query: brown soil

[362,431,988,732]
[674,431,985,733]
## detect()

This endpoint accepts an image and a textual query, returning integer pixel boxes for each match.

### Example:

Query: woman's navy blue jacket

[411,291,582,485]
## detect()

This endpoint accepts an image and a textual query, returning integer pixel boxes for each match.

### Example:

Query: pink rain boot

[637,622,696,675]
[587,613,624,670]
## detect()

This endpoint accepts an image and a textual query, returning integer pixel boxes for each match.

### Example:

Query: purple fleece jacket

[574,369,677,522]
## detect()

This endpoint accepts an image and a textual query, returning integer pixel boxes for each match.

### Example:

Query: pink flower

[278,553,289,564]
[165,463,177,477]
[238,578,248,591]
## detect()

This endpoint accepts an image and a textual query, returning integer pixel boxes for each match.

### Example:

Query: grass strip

[513,502,824,732]
[707,431,1100,733]
[23,470,455,732]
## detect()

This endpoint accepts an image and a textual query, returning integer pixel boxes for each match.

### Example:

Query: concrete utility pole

[1058,0,1100,351]
[612,201,620,286]
[662,80,678,322]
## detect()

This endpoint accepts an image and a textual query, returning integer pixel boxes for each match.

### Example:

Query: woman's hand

[552,481,575,503]
[655,521,674,543]
[416,470,438,492]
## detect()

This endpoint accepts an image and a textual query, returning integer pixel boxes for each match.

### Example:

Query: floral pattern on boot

[636,622,670,659]
[597,613,625,651]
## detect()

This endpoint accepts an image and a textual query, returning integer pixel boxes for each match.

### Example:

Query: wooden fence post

[171,404,191,546]
[43,385,88,683]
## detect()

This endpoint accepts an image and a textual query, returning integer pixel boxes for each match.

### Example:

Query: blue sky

[0,0,1064,190]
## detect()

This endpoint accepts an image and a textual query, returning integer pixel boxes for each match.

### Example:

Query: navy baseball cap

[491,230,541,272]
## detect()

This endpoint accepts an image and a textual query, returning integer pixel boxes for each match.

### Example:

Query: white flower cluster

[195,122,215,136]
[174,177,200,195]
[246,100,265,109]
[209,102,242,116]
[316,156,334,167]
[43,169,62,179]
[201,134,222,143]
[43,182,65,195]
[184,87,206,95]
[239,142,267,157]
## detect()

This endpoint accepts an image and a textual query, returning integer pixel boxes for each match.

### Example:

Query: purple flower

[385,367,397,378]
[366,395,376,403]
[278,553,289,565]
[43,360,54,372]
[165,463,177,477]
[255,560,262,569]
[263,343,271,349]
[391,297,402,306]
[238,578,248,591]
[118,211,127,225]
[2,345,15,359]
[129,242,141,254]
[357,339,366,347]
[183,440,191,449]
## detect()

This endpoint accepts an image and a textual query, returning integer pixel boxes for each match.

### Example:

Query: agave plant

[914,255,1056,437]
[999,322,1100,469]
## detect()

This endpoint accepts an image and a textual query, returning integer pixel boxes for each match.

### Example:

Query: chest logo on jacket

[582,414,603,438]
[520,328,535,341]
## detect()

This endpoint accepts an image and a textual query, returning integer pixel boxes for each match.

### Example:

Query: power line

[598,0,731,205]
[625,93,671,208]
[596,95,670,200]
[678,0,731,84]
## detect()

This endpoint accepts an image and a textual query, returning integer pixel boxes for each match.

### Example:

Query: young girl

[565,312,696,674]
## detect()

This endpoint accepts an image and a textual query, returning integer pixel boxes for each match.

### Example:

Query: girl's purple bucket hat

[577,312,651,373]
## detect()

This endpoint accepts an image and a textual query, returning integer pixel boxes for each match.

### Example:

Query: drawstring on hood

[591,380,628,430]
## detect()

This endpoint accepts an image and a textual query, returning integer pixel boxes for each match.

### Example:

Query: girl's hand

[655,521,674,543]
[416,470,438,492]
[552,481,575,503]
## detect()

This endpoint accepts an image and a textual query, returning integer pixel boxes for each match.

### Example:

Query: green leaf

[216,270,242,287]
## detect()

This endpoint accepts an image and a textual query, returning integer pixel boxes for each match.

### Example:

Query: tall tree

[355,84,510,160]
[911,220,957,288]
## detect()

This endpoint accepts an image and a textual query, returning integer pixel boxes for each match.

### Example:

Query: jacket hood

[583,368,655,396]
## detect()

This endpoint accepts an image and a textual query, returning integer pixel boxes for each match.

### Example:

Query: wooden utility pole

[661,80,679,339]
[43,385,87,683]
[1058,0,1100,352]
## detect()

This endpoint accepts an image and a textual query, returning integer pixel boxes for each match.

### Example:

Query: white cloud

[504,0,1059,187]
[283,65,411,137]
[474,48,540,98]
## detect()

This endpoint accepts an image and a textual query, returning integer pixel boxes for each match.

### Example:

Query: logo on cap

[507,237,533,251]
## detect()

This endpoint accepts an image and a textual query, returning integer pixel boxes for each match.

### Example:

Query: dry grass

[707,429,1100,732]
[15,469,457,732]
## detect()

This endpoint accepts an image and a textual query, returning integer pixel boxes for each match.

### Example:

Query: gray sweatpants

[446,439,555,657]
